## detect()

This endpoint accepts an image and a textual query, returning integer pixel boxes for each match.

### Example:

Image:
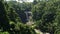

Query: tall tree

[0,0,10,31]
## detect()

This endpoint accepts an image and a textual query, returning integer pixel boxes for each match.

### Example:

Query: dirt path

[34,29,43,34]
[26,18,50,34]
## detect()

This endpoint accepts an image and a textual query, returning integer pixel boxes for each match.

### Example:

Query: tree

[0,0,10,31]
[0,0,37,34]
[33,0,38,5]
[31,0,60,34]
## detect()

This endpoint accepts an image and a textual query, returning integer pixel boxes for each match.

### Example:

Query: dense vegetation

[32,0,60,34]
[0,0,60,34]
[0,0,36,34]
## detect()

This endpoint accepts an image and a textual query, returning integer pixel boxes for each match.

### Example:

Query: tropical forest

[0,0,60,34]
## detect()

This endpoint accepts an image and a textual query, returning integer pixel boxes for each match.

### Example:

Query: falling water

[25,11,34,25]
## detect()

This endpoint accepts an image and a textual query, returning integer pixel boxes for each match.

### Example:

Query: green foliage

[31,0,60,34]
[0,32,9,34]
[54,29,60,34]
[14,23,36,34]
[1,0,60,34]
[0,0,37,34]
[7,1,32,23]
[0,0,10,31]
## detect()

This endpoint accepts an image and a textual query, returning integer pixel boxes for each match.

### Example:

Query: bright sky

[5,0,34,2]
[18,0,34,3]
[27,0,33,2]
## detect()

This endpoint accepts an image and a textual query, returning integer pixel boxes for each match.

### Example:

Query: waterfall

[25,11,34,25]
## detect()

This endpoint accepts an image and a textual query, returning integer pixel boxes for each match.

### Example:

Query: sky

[18,0,33,3]
[5,0,34,2]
